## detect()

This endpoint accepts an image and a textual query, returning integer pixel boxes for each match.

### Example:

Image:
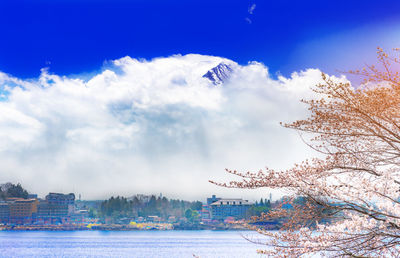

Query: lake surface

[0,230,267,257]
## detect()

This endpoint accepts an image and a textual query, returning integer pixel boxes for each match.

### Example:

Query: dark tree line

[100,195,203,220]
[0,183,29,199]
[247,198,272,217]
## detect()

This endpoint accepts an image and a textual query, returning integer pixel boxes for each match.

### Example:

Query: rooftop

[210,199,251,206]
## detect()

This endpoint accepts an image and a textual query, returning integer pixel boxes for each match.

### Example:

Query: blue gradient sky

[1,0,400,78]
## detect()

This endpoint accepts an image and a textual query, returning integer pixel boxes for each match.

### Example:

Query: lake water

[0,230,267,257]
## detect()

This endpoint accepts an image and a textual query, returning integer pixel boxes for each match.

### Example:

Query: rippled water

[0,230,267,257]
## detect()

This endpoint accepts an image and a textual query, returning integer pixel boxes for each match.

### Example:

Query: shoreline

[0,225,256,232]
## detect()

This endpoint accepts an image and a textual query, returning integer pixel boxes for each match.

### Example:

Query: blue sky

[0,1,400,199]
[1,0,400,78]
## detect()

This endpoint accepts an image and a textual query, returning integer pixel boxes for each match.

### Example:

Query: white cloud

[248,3,256,14]
[0,54,340,201]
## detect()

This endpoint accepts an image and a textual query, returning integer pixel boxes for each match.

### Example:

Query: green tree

[190,201,202,210]
[100,196,133,218]
[5,183,28,198]
[184,208,193,220]
[88,208,97,218]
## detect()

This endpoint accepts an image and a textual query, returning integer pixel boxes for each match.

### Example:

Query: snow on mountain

[202,63,233,85]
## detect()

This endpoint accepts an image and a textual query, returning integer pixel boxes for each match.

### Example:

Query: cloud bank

[0,54,336,200]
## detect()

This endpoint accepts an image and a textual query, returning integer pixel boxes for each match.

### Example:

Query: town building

[129,194,151,203]
[207,195,221,205]
[8,198,38,224]
[147,215,161,223]
[200,204,212,223]
[168,216,176,223]
[210,198,252,220]
[0,192,77,225]
[37,193,75,224]
[71,209,89,224]
[0,201,10,224]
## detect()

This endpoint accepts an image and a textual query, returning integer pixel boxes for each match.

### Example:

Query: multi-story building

[207,195,221,205]
[210,198,252,220]
[0,192,76,225]
[8,198,38,224]
[129,194,151,203]
[37,199,50,217]
[0,202,10,223]
[200,204,212,223]
[37,193,75,223]
[46,193,75,206]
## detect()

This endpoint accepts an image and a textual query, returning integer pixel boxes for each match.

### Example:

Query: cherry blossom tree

[213,48,400,257]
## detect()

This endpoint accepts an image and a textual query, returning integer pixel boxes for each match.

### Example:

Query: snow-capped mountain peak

[202,63,233,85]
